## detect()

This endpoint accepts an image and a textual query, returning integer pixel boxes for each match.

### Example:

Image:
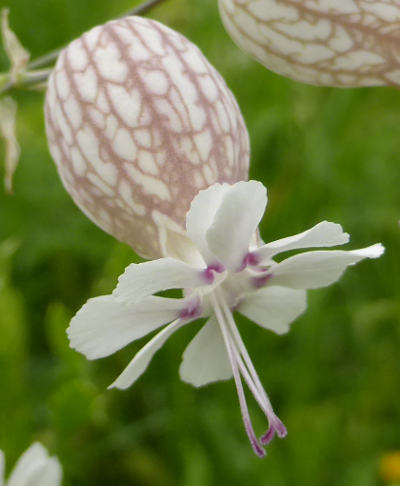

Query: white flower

[68,180,384,457]
[0,443,62,486]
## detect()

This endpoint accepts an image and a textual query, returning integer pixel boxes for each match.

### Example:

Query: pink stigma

[241,252,260,270]
[179,297,202,321]
[252,273,273,288]
[202,263,225,284]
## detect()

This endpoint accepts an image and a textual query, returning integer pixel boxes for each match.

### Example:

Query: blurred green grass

[0,0,399,485]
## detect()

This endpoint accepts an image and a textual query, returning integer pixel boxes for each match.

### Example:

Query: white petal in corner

[270,244,385,290]
[186,182,231,265]
[68,295,185,360]
[206,181,267,271]
[254,221,350,262]
[24,457,62,486]
[179,316,232,387]
[7,443,46,486]
[0,450,4,486]
[7,443,62,486]
[109,319,188,390]
[113,258,203,303]
[238,286,307,335]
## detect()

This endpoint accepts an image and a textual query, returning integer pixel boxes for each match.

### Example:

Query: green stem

[0,0,169,95]
[27,48,64,70]
[0,69,52,95]
[28,0,168,70]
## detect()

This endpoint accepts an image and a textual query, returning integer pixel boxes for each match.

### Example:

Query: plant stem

[122,0,168,18]
[28,0,168,70]
[0,69,52,95]
[0,0,169,94]
[27,48,65,70]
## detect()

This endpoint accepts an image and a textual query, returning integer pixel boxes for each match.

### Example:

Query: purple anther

[209,262,226,273]
[260,426,275,446]
[179,298,202,321]
[202,263,226,284]
[240,252,260,271]
[251,273,273,289]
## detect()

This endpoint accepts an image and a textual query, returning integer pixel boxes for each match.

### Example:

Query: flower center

[202,263,226,284]
[179,294,203,321]
[240,252,261,270]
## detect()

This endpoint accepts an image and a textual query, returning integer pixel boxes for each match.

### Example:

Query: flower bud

[219,0,400,87]
[45,17,249,259]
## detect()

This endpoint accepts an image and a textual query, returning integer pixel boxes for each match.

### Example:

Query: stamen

[232,352,287,442]
[219,296,287,440]
[210,292,266,458]
[232,360,266,458]
[231,346,270,417]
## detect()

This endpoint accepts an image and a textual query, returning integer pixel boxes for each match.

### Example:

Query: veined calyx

[219,0,400,87]
[45,16,249,259]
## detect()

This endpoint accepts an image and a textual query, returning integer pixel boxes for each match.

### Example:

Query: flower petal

[27,457,62,486]
[179,316,232,387]
[270,244,385,289]
[7,443,46,486]
[206,181,267,271]
[186,182,231,264]
[238,286,307,335]
[113,258,205,303]
[0,450,4,486]
[254,221,350,262]
[68,295,185,360]
[109,318,189,390]
[7,443,62,486]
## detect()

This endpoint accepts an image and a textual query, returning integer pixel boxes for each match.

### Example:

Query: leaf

[1,8,30,82]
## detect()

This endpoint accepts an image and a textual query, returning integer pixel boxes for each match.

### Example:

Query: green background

[0,0,399,485]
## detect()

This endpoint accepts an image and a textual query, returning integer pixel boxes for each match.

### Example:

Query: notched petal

[67,294,184,360]
[255,221,350,262]
[0,450,5,486]
[270,243,385,289]
[206,180,267,271]
[113,257,205,303]
[238,286,307,334]
[109,318,189,390]
[179,316,232,387]
[6,443,62,486]
[186,182,231,264]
